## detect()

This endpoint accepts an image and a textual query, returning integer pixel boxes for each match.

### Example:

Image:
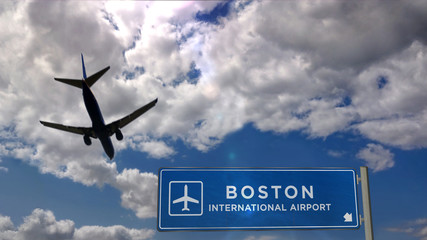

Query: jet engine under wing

[106,98,158,135]
[40,121,96,138]
[54,66,110,89]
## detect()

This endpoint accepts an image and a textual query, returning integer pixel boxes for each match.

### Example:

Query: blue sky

[0,1,426,239]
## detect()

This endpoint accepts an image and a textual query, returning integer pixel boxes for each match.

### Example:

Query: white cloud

[327,150,345,158]
[244,236,278,240]
[0,215,14,231]
[74,225,154,240]
[131,0,427,152]
[15,209,75,240]
[57,160,118,187]
[1,0,427,221]
[387,218,427,240]
[139,140,175,159]
[0,165,8,173]
[0,159,8,173]
[0,209,155,240]
[356,144,395,172]
[128,135,175,159]
[113,169,158,219]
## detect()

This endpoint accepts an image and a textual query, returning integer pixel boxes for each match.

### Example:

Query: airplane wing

[106,98,158,136]
[172,196,199,204]
[40,121,96,138]
[186,197,199,204]
[172,196,186,204]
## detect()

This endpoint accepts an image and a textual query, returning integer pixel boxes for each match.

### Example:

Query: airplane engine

[84,134,92,146]
[115,129,123,141]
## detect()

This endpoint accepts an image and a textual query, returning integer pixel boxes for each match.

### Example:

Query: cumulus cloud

[16,209,74,240]
[387,218,427,240]
[0,166,8,173]
[128,135,176,159]
[1,0,427,220]
[113,169,158,218]
[244,236,279,240]
[0,209,154,240]
[0,215,14,232]
[130,0,427,153]
[356,144,395,172]
[0,159,8,173]
[0,1,173,219]
[327,150,345,158]
[139,140,176,159]
[74,225,154,240]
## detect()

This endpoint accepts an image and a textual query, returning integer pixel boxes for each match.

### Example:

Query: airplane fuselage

[82,80,114,159]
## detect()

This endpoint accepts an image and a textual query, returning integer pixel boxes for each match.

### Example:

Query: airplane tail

[53,54,110,89]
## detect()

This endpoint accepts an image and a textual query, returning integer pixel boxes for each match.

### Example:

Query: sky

[0,0,426,239]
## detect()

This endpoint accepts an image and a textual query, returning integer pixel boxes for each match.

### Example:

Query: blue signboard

[158,168,359,231]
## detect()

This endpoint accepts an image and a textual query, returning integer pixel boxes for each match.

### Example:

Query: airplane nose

[100,137,115,160]
[100,139,115,160]
[107,149,114,160]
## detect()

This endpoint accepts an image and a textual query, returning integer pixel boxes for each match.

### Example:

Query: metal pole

[360,166,374,240]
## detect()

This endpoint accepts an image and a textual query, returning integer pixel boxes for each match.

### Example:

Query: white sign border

[158,168,360,231]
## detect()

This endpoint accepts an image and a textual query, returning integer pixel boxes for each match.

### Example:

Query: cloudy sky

[0,0,426,239]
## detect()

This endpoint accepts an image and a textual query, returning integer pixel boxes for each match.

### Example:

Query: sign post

[360,166,374,240]
[158,168,360,231]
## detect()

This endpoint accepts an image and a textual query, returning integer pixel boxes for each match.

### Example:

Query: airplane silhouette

[172,184,199,211]
[40,54,157,160]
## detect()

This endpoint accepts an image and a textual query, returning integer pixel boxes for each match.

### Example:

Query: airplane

[172,184,199,211]
[40,54,157,160]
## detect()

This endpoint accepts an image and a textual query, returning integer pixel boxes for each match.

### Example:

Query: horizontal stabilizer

[85,66,110,87]
[53,66,110,88]
[54,78,82,88]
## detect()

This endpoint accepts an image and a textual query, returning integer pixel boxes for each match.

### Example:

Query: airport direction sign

[158,168,359,231]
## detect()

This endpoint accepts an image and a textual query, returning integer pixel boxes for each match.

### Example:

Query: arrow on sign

[344,213,353,222]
